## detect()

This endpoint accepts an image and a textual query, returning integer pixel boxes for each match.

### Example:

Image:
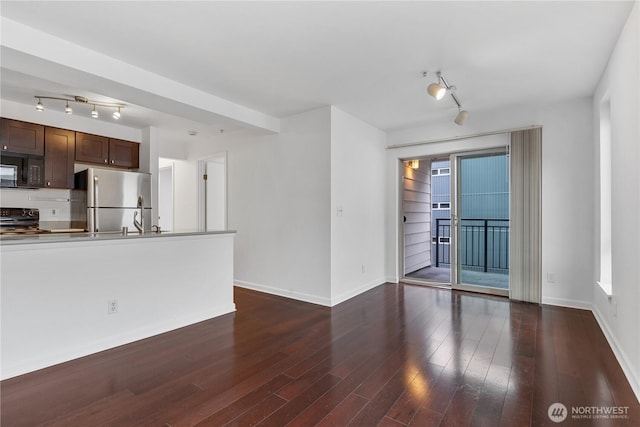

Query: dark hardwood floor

[2,284,638,426]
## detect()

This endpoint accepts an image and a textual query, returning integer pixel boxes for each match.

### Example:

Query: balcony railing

[434,218,509,273]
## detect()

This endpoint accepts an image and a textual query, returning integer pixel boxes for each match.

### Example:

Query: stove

[0,208,42,234]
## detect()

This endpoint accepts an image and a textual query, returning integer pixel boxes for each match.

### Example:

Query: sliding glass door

[450,150,510,296]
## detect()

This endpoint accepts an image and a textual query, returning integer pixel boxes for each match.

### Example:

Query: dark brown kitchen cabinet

[75,132,139,169]
[44,127,75,188]
[75,132,109,165]
[0,118,45,156]
[108,138,139,168]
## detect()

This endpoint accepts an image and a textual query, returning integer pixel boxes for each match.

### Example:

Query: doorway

[158,164,174,231]
[402,148,510,296]
[198,152,227,231]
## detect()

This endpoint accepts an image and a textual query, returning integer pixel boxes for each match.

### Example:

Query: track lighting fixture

[34,95,125,120]
[424,71,469,126]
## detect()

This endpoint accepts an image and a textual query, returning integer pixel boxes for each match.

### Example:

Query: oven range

[0,208,46,234]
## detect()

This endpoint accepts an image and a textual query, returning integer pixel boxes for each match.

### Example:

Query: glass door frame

[449,148,510,297]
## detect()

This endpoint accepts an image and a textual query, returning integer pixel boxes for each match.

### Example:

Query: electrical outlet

[51,208,57,217]
[547,273,555,283]
[108,299,118,314]
[362,264,366,274]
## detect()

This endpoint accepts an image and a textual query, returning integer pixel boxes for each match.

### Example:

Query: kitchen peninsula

[0,229,236,380]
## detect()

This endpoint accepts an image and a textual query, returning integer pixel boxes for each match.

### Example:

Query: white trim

[596,280,613,297]
[592,305,640,402]
[234,280,331,307]
[330,278,386,306]
[388,125,542,149]
[542,296,592,311]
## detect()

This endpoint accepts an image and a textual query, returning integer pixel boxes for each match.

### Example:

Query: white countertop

[0,229,236,245]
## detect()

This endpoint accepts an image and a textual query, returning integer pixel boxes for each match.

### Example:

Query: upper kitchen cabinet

[0,118,45,156]
[44,127,75,189]
[108,138,139,169]
[75,133,139,169]
[75,132,110,165]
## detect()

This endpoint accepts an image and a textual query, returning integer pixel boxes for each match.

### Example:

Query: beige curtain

[509,128,542,303]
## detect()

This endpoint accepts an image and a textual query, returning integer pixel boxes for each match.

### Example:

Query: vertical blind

[509,128,542,303]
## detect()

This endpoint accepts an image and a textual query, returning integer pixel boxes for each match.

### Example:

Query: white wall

[329,107,387,305]
[592,3,639,400]
[190,107,332,305]
[0,188,72,223]
[386,97,594,311]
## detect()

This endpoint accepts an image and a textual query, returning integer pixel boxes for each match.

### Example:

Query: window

[432,237,450,244]
[431,167,450,176]
[598,96,612,295]
[432,202,450,210]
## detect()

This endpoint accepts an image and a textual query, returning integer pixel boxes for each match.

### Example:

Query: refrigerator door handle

[93,175,99,232]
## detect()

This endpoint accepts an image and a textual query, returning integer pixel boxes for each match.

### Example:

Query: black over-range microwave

[0,152,45,188]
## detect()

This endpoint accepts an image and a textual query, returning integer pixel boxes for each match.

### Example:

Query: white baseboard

[235,278,388,307]
[1,303,236,380]
[330,277,387,306]
[234,280,332,306]
[542,296,592,310]
[386,276,399,283]
[592,306,640,402]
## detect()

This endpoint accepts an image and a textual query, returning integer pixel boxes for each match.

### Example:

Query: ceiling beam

[0,18,281,134]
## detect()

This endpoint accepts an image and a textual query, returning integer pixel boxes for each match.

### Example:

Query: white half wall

[592,3,640,400]
[189,107,332,305]
[330,107,387,306]
[1,233,236,379]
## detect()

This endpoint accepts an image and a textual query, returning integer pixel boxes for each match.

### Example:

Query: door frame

[399,156,452,288]
[157,163,175,232]
[450,147,510,297]
[399,147,511,297]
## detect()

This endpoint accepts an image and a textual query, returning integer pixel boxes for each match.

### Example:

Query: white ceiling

[0,1,635,141]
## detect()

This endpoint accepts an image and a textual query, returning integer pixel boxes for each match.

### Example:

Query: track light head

[113,108,121,120]
[454,109,469,126]
[35,98,44,112]
[427,83,446,100]
[91,105,99,118]
[65,102,72,115]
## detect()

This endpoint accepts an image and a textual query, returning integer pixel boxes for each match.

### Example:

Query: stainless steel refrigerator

[74,168,152,232]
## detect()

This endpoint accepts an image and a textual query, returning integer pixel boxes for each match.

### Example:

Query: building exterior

[431,156,510,274]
